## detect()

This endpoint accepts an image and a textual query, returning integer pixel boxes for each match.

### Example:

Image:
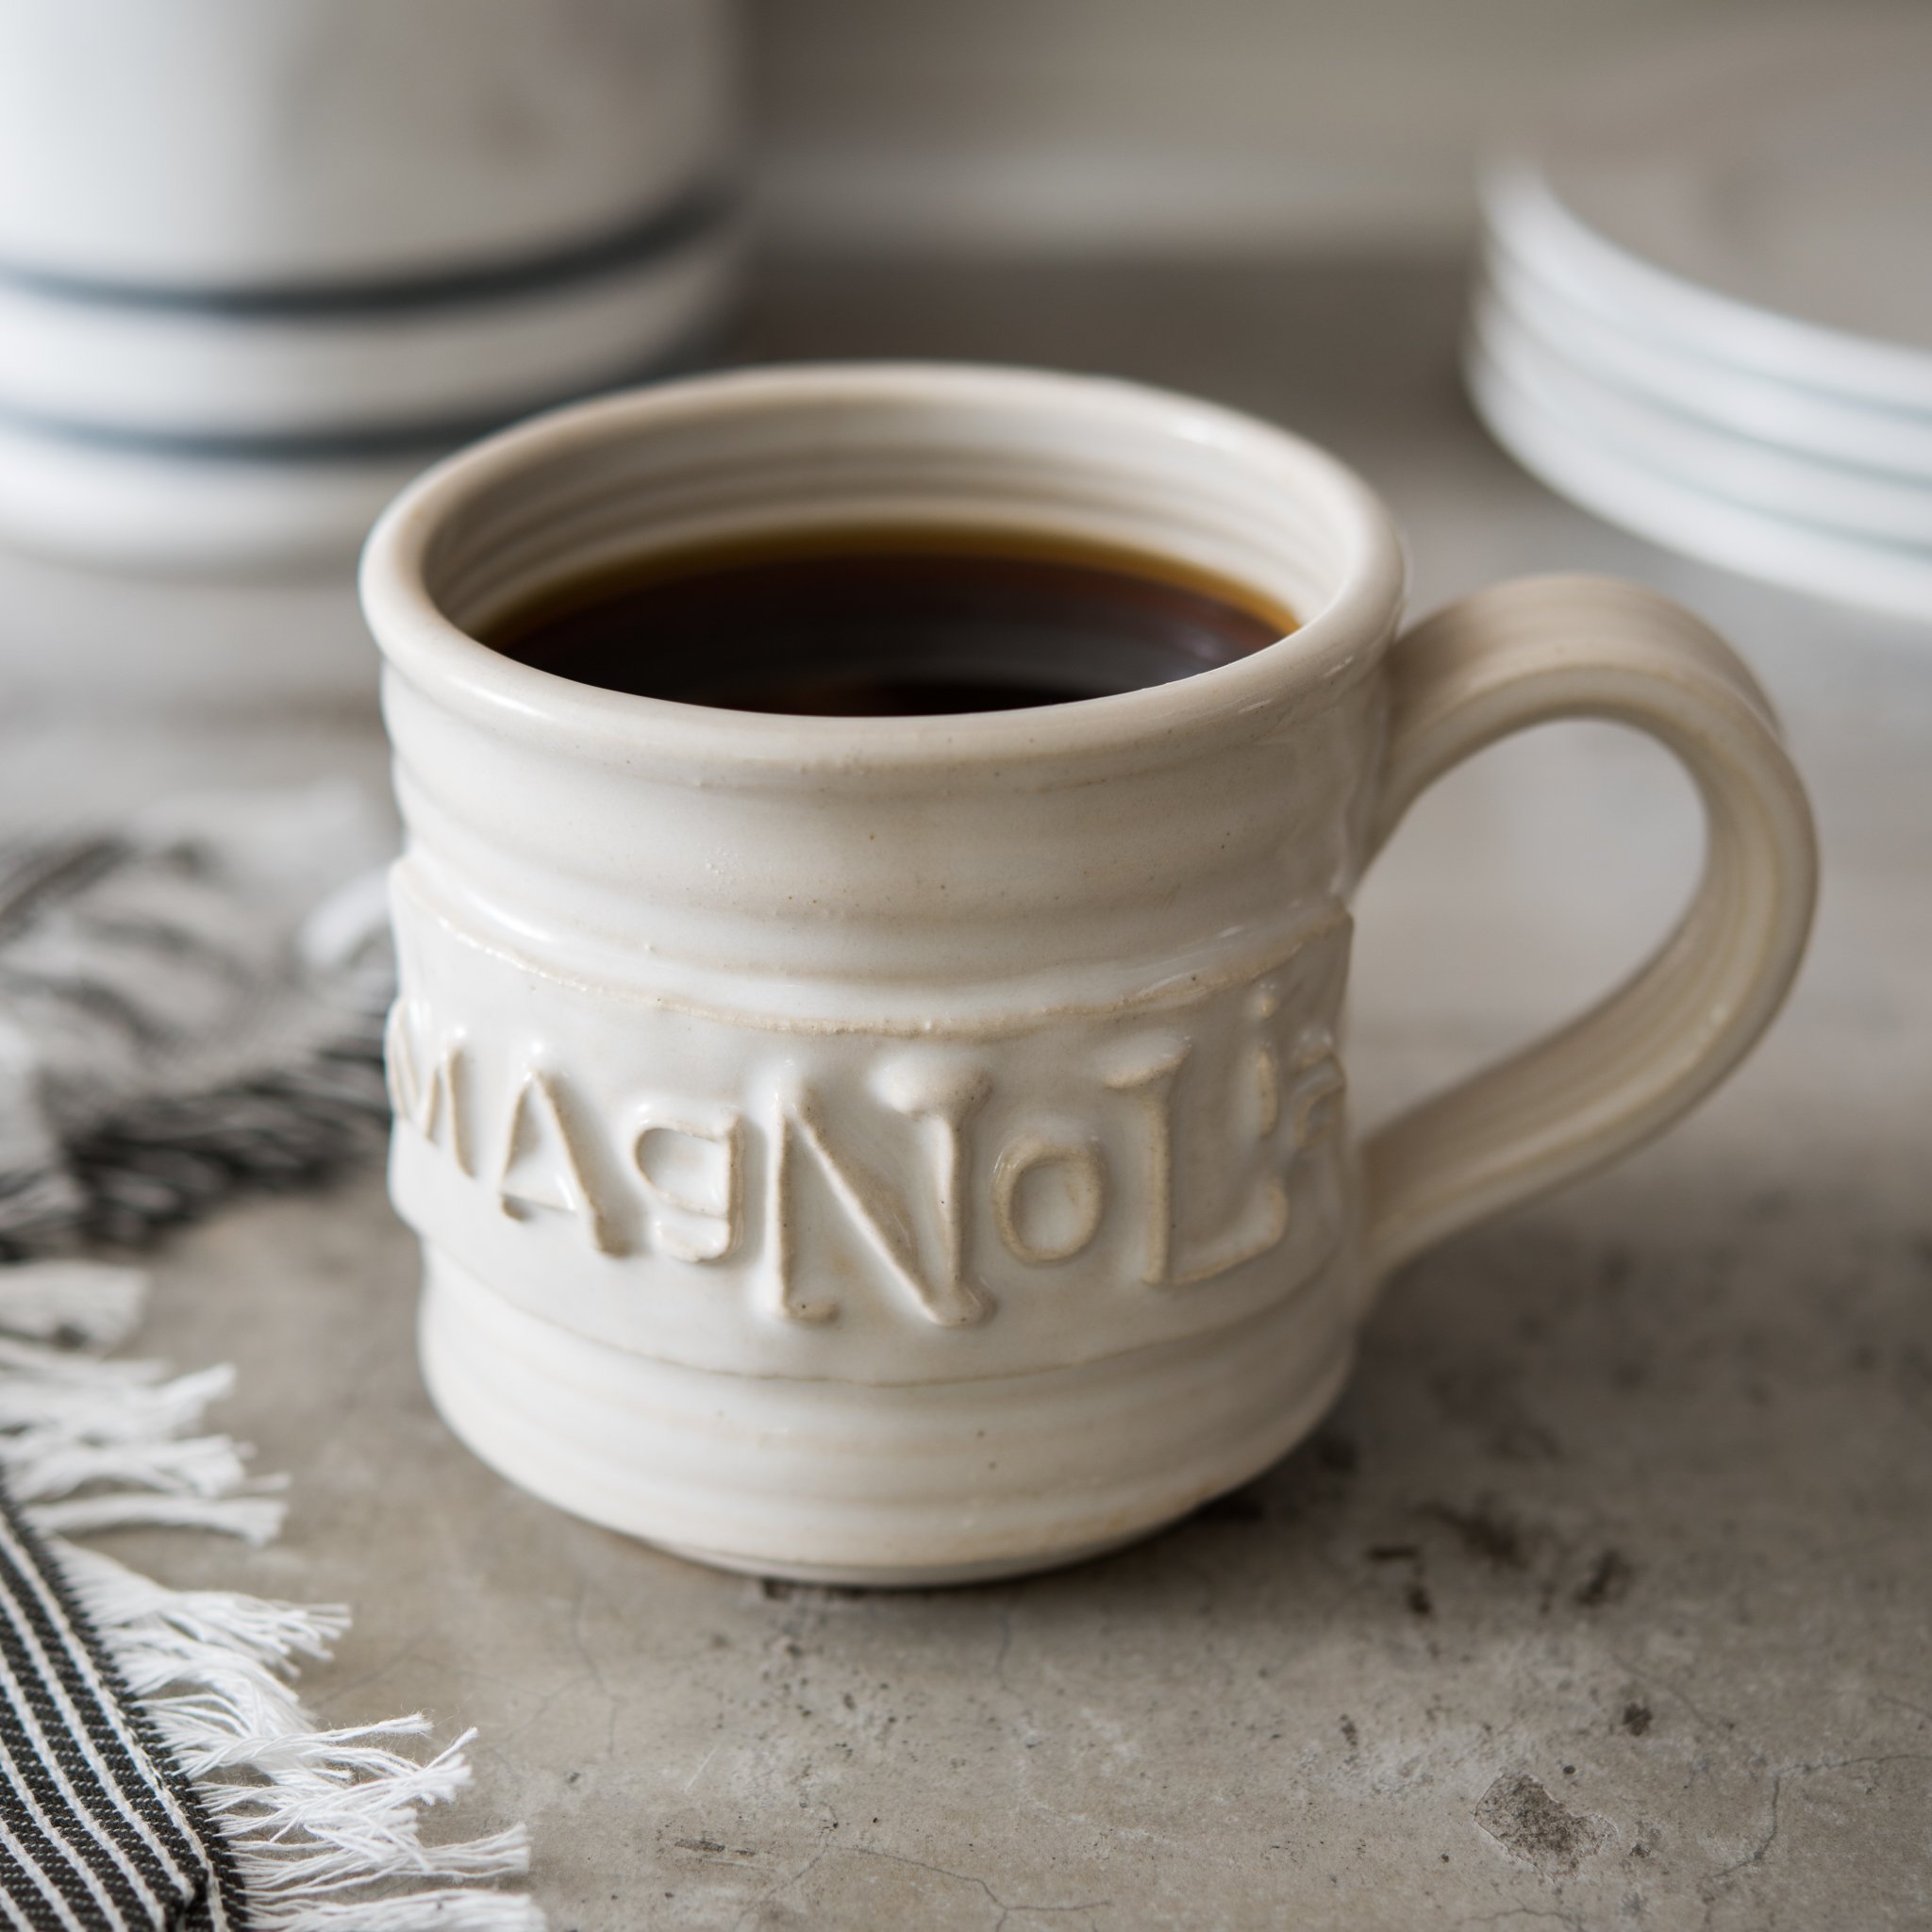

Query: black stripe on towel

[0,1480,242,1932]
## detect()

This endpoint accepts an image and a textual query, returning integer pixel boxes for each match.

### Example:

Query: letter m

[386,1003,470,1174]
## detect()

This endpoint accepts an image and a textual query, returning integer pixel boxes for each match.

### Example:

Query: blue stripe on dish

[0,177,736,318]
[0,318,734,461]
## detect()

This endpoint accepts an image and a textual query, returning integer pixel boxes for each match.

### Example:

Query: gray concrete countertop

[8,257,1927,1931]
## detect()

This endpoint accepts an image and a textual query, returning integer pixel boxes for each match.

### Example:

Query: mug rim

[359,360,1407,771]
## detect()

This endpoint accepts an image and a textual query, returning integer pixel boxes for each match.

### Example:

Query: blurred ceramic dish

[1471,13,1932,617]
[1468,342,1932,625]
[1472,294,1932,550]
[1495,13,1932,410]
[1482,235,1932,483]
[1487,160,1932,419]
[0,0,739,571]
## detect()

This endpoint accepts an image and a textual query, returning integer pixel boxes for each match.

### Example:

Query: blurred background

[754,0,1798,253]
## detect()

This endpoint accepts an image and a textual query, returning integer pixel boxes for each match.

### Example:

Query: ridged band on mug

[419,1241,1357,1583]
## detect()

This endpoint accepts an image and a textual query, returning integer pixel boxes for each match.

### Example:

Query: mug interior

[372,365,1402,729]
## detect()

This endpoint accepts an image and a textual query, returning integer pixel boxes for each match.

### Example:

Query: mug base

[647,1531,1152,1591]
[416,1244,1356,1587]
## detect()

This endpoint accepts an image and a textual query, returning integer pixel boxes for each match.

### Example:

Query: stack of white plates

[1468,15,1932,624]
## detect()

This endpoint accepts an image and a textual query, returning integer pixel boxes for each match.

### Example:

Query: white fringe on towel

[0,1263,543,1932]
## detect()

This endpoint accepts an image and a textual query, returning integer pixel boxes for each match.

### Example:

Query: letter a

[498,1070,616,1254]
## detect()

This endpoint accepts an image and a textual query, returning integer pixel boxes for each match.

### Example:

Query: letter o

[992,1133,1107,1265]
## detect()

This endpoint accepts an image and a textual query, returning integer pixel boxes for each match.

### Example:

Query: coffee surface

[484,531,1293,715]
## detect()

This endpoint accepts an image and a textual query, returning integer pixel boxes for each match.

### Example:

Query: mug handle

[1357,574,1819,1289]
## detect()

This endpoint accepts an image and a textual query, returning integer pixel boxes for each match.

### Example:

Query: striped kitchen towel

[0,787,393,1259]
[0,1260,541,1931]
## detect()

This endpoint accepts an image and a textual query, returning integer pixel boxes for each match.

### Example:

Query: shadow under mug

[360,363,1818,1585]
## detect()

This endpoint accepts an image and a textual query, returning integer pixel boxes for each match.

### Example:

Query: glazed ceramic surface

[361,364,1818,1584]
[0,0,737,567]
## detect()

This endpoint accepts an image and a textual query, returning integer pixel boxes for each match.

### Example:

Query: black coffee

[484,530,1293,715]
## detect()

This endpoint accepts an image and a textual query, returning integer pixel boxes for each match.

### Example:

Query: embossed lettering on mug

[386,911,1352,1336]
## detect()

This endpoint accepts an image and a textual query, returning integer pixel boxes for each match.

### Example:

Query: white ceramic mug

[361,364,1817,1586]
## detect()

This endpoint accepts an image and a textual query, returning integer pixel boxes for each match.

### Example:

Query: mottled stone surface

[8,256,1928,1930]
